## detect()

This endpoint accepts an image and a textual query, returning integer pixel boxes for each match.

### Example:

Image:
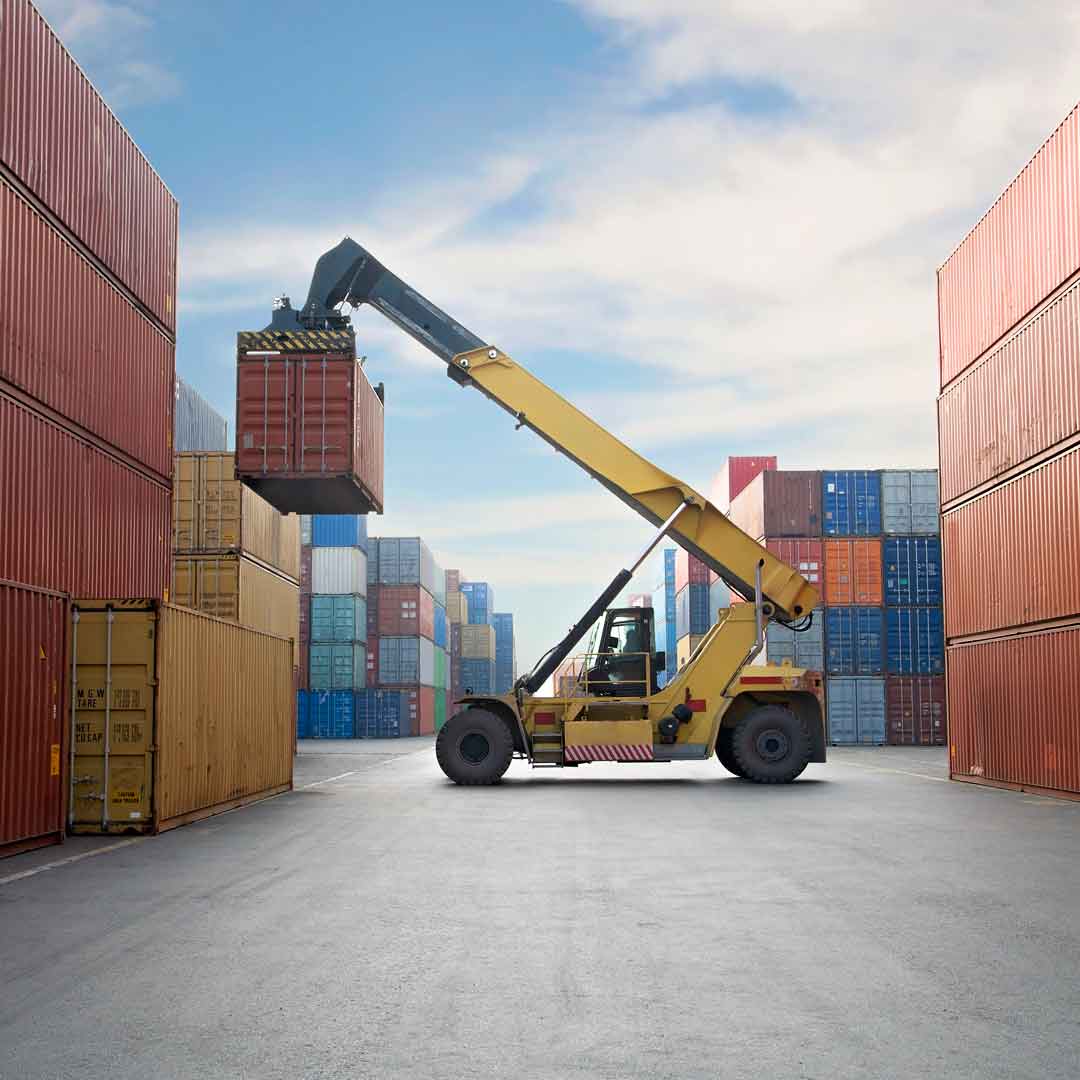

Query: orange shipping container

[823,540,882,605]
[948,623,1080,799]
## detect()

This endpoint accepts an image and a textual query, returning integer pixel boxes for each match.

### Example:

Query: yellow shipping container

[173,453,300,581]
[447,593,469,625]
[70,601,294,834]
[460,623,496,660]
[676,634,705,671]
[171,554,299,656]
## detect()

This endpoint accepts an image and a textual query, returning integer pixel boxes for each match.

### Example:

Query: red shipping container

[938,105,1080,388]
[938,276,1080,506]
[299,547,312,595]
[765,539,823,588]
[235,338,384,515]
[0,580,67,857]
[729,471,822,540]
[377,585,435,639]
[942,449,1080,639]
[0,390,170,597]
[0,0,178,334]
[711,456,777,507]
[674,550,709,593]
[0,181,174,479]
[403,686,436,736]
[366,638,378,688]
[886,676,946,746]
[948,625,1080,798]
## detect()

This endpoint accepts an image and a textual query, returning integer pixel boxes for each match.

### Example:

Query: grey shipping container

[378,635,436,686]
[882,470,939,535]
[300,516,312,546]
[377,537,436,593]
[826,677,886,745]
[174,378,228,452]
[766,608,824,669]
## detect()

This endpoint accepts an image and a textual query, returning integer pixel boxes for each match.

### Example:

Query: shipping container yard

[5,8,1080,1080]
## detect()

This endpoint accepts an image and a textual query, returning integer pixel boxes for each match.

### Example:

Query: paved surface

[2,742,1078,1079]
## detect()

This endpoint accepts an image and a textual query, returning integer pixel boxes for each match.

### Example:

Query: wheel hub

[459,731,491,765]
[755,728,790,763]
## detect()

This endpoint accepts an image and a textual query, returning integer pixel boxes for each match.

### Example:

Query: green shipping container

[435,690,447,732]
[434,646,447,690]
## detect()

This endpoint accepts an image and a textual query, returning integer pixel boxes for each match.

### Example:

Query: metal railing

[555,651,653,698]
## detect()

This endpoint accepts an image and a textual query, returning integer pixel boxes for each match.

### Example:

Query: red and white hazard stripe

[563,744,654,763]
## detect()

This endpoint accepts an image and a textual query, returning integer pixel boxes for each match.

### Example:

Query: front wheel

[436,708,514,786]
[730,705,811,784]
[715,727,747,778]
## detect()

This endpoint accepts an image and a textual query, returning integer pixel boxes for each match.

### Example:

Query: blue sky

[40,0,1080,672]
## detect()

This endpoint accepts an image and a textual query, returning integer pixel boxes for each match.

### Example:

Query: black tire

[435,708,514,786]
[715,726,747,778]
[730,705,811,784]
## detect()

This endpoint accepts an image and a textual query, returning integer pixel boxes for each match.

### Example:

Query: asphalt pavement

[1,741,1078,1079]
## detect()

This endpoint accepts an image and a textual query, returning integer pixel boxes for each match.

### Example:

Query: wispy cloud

[35,0,180,107]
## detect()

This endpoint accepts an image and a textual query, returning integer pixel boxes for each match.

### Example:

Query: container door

[237,356,293,474]
[826,680,856,744]
[71,607,156,832]
[296,357,353,475]
[855,679,886,744]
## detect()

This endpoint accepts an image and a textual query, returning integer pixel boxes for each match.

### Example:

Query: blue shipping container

[378,636,420,685]
[296,690,355,738]
[766,607,824,669]
[823,471,882,536]
[312,515,368,551]
[296,690,309,738]
[826,677,886,745]
[309,643,367,690]
[884,538,942,606]
[675,583,711,638]
[825,607,884,675]
[651,548,677,680]
[310,595,367,643]
[886,607,945,675]
[461,581,495,625]
[434,603,448,648]
[495,660,514,694]
[355,689,408,738]
[461,658,495,694]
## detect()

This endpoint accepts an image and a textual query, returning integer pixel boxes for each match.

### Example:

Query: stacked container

[938,104,1080,798]
[174,378,227,452]
[445,569,465,710]
[307,516,368,699]
[651,549,678,686]
[1,0,177,856]
[493,613,516,693]
[729,467,943,745]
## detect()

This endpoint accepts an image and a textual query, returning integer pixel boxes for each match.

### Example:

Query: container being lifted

[234,324,384,515]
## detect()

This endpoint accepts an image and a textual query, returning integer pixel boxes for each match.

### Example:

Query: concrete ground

[1,741,1078,1080]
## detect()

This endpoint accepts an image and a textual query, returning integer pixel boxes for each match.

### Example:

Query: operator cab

[581,607,664,698]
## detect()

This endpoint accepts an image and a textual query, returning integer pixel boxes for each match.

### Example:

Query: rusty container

[0,0,178,335]
[173,453,300,580]
[234,332,384,515]
[0,580,67,858]
[939,276,1080,507]
[0,390,171,598]
[942,448,1080,639]
[947,623,1080,798]
[885,676,946,746]
[0,179,175,479]
[765,539,823,590]
[376,585,435,640]
[728,470,822,540]
[938,104,1080,387]
[823,539,883,606]
[70,601,294,833]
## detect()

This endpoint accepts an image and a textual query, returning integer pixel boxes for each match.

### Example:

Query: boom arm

[301,238,819,622]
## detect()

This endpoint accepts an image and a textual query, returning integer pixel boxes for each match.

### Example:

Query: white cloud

[35,1,180,107]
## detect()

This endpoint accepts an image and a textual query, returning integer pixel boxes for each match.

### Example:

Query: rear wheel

[715,727,747,778]
[436,708,514,786]
[730,705,811,784]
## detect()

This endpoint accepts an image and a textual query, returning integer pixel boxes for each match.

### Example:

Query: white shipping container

[312,547,368,595]
[882,470,939,535]
[300,515,312,546]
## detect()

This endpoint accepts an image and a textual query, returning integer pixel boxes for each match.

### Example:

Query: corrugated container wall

[310,643,366,691]
[235,343,383,515]
[728,471,822,539]
[937,105,1080,387]
[0,582,66,857]
[0,0,179,334]
[674,550,710,593]
[461,581,496,625]
[174,378,227,453]
[886,676,946,746]
[461,624,497,661]
[886,608,945,675]
[312,515,368,550]
[461,658,496,694]
[0,180,174,477]
[942,449,1080,638]
[312,548,368,595]
[1,391,170,598]
[948,626,1080,796]
[675,583,710,639]
[884,538,942,607]
[296,690,354,738]
[355,689,410,738]
[310,595,366,643]
[377,585,434,640]
[765,608,824,670]
[823,540,883,606]
[765,540,823,589]
[822,471,882,536]
[710,456,777,508]
[827,677,886,745]
[825,608,884,676]
[881,470,939,534]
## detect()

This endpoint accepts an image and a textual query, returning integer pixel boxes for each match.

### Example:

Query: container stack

[674,551,730,671]
[459,582,497,696]
[1,0,178,857]
[171,453,301,656]
[938,105,1080,799]
[493,613,516,693]
[445,569,465,705]
[174,378,227,452]
[297,515,369,737]
[651,550,677,686]
[728,463,943,746]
